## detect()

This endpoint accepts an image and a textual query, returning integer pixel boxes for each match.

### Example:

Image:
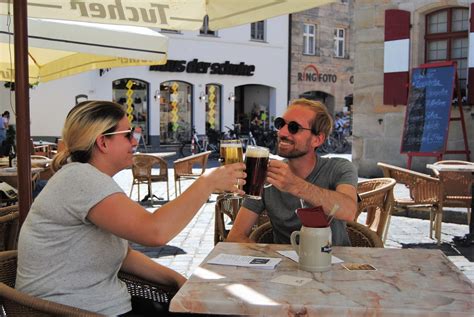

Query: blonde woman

[16,101,246,316]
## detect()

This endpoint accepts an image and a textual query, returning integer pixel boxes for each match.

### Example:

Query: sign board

[401,64,455,155]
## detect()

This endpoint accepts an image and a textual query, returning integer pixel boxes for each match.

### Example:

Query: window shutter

[383,9,410,106]
[468,3,474,104]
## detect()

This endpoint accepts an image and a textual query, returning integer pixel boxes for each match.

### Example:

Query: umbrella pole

[14,0,33,225]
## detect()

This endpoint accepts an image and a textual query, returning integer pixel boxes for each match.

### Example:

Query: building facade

[289,1,354,116]
[353,0,473,176]
[2,16,290,149]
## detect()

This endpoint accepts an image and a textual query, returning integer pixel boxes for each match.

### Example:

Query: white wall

[8,15,289,139]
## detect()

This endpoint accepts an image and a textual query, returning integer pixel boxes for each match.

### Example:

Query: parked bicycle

[179,127,220,158]
[251,124,278,154]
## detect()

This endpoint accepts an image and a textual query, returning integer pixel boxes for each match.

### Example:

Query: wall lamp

[228,92,235,101]
[154,90,160,101]
[199,91,208,102]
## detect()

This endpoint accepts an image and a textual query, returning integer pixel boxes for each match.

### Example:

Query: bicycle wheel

[179,142,192,157]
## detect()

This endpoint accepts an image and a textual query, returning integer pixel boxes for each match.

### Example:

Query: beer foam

[221,143,242,148]
[246,146,269,158]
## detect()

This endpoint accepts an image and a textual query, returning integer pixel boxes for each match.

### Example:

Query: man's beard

[277,137,309,159]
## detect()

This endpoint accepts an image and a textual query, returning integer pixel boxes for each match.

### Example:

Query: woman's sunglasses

[274,117,314,135]
[103,127,135,141]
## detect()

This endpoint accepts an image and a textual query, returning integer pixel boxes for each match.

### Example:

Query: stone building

[289,1,354,115]
[353,0,473,176]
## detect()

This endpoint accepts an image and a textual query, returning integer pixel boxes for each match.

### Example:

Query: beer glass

[220,140,244,166]
[243,145,270,199]
[220,140,244,199]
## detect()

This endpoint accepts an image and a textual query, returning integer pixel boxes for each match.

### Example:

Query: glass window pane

[428,11,447,33]
[309,37,314,54]
[205,84,221,133]
[159,81,192,145]
[452,8,469,32]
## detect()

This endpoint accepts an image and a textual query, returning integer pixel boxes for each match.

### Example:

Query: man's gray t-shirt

[243,156,358,245]
[16,163,131,316]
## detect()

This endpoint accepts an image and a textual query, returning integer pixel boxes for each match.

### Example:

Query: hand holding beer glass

[220,140,244,198]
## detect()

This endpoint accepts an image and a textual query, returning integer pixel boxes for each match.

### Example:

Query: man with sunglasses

[227,98,358,246]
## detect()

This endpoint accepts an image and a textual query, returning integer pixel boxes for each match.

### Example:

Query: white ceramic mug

[290,226,332,272]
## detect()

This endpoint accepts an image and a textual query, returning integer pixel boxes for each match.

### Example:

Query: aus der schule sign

[150,59,255,76]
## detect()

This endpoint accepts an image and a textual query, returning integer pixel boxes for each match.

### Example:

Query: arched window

[159,81,192,144]
[112,78,149,143]
[425,7,469,95]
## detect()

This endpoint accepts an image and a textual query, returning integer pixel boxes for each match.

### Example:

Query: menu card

[207,253,282,270]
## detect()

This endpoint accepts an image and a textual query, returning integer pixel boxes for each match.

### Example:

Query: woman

[16,101,246,316]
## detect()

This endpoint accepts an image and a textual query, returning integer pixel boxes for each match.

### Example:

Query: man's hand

[266,160,302,195]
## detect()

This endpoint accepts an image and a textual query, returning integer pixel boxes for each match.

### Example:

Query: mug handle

[290,231,300,256]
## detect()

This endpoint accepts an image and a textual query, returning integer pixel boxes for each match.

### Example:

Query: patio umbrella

[3,0,335,223]
[0,16,168,83]
[1,0,336,30]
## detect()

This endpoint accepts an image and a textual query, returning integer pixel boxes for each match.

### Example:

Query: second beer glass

[243,146,269,199]
[220,140,244,199]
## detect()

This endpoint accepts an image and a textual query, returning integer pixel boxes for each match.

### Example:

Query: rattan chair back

[173,151,211,196]
[346,221,384,247]
[356,178,396,243]
[377,162,443,244]
[0,211,19,251]
[0,251,177,316]
[215,195,270,245]
[431,160,473,224]
[249,221,384,247]
[130,154,169,201]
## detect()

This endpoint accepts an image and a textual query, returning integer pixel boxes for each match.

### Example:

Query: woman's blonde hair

[51,101,125,172]
[288,98,333,141]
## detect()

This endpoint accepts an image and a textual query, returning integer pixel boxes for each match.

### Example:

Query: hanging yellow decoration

[207,85,216,129]
[170,82,179,131]
[125,80,134,123]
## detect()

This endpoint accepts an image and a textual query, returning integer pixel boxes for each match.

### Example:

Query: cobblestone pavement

[115,155,473,283]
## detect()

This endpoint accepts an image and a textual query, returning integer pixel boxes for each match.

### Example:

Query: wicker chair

[249,221,274,244]
[356,178,396,243]
[215,195,270,245]
[429,160,473,225]
[130,154,169,202]
[377,162,443,244]
[214,194,243,245]
[346,221,384,248]
[249,221,384,248]
[0,211,19,251]
[173,151,211,196]
[0,251,177,316]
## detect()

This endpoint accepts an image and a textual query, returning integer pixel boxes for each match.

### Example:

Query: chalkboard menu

[401,65,455,154]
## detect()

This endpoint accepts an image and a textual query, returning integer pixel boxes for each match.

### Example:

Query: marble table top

[170,242,473,316]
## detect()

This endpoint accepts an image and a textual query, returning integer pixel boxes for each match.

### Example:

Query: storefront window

[159,81,192,144]
[205,84,221,134]
[112,79,149,144]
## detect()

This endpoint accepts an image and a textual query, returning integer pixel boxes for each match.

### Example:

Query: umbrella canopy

[0,0,335,30]
[2,0,335,224]
[0,16,168,83]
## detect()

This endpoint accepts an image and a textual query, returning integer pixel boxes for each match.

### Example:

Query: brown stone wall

[353,0,473,177]
[289,2,354,115]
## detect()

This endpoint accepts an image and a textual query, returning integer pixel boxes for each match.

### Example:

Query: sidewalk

[116,157,473,283]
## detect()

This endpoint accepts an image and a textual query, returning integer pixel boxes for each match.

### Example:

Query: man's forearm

[291,179,357,221]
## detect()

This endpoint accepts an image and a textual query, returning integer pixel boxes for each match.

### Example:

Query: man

[227,98,357,245]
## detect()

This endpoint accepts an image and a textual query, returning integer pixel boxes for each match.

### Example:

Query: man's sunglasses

[103,127,135,141]
[274,117,314,135]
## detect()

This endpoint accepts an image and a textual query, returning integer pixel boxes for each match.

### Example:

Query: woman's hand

[203,162,246,195]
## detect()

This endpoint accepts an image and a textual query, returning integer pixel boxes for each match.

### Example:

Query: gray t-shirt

[243,156,358,245]
[16,163,131,316]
